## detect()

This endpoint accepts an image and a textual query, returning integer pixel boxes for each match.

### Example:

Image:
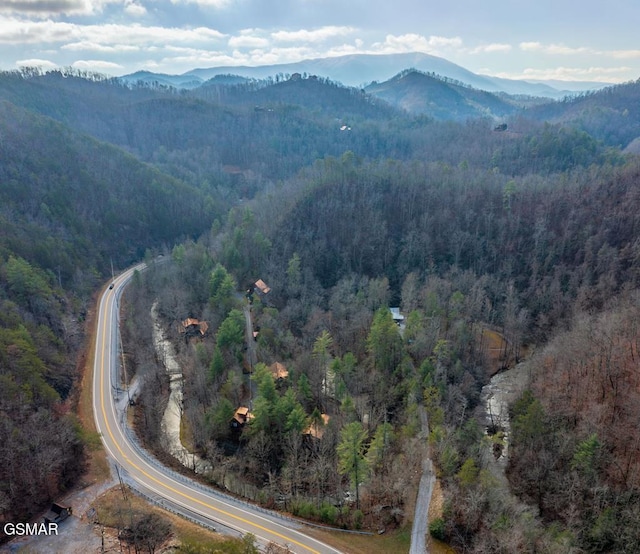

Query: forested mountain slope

[509,293,640,551]
[0,70,402,182]
[2,67,640,551]
[0,70,624,185]
[0,100,214,283]
[198,73,398,120]
[0,99,219,528]
[365,69,518,120]
[197,152,640,551]
[526,79,640,148]
[220,155,640,342]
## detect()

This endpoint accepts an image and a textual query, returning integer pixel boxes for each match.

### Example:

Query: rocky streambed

[151,301,211,474]
[480,362,531,470]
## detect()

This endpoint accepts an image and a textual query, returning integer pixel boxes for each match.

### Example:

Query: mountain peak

[120,52,607,99]
[365,68,515,120]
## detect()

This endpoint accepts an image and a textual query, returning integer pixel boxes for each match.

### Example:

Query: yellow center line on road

[97,283,323,554]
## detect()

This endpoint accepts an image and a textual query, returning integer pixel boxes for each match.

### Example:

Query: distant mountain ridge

[364,69,519,120]
[122,52,609,98]
[526,78,640,148]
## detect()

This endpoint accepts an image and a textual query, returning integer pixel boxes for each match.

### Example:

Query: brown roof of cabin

[233,406,253,425]
[255,279,271,294]
[181,318,209,335]
[182,318,200,327]
[303,414,330,440]
[269,362,289,380]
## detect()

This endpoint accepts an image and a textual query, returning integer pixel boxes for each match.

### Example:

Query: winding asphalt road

[92,264,341,554]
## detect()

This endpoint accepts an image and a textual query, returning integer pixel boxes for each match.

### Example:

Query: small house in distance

[303,414,330,441]
[389,307,405,326]
[269,362,289,381]
[180,318,209,342]
[254,279,271,296]
[231,406,253,429]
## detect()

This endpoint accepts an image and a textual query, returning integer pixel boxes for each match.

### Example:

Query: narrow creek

[151,301,211,474]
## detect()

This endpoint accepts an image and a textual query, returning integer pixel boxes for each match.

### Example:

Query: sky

[1,0,640,83]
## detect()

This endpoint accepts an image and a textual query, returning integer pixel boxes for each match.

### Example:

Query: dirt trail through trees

[409,405,436,554]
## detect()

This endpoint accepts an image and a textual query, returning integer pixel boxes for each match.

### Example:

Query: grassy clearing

[92,487,148,529]
[430,538,457,554]
[480,327,507,376]
[181,410,197,452]
[92,487,237,552]
[303,525,411,554]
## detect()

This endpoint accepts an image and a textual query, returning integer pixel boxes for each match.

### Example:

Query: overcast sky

[1,0,639,82]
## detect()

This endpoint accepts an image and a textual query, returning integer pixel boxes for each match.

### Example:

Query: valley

[1,62,640,553]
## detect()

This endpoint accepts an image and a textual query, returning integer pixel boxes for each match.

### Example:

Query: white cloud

[246,46,315,64]
[15,57,58,70]
[155,42,350,70]
[492,66,634,83]
[470,43,512,54]
[519,42,640,72]
[519,41,542,52]
[271,26,356,44]
[228,34,269,49]
[1,7,636,83]
[536,44,591,55]
[546,44,591,55]
[72,59,124,70]
[520,41,593,56]
[61,41,139,53]
[428,35,463,49]
[0,17,226,46]
[0,17,76,44]
[83,24,226,46]
[158,49,245,69]
[0,0,121,17]
[323,43,361,57]
[611,49,640,60]
[372,33,463,55]
[124,1,146,16]
[170,0,232,7]
[245,50,283,65]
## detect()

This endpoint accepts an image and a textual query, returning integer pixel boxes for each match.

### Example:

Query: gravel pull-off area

[1,480,116,554]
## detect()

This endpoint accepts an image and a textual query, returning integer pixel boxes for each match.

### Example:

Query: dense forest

[2,67,640,552]
[0,88,219,529]
[126,155,640,551]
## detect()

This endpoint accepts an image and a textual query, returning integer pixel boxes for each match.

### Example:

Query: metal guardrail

[118,412,373,537]
[125,488,272,553]
[131,487,216,531]
[119,414,295,523]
